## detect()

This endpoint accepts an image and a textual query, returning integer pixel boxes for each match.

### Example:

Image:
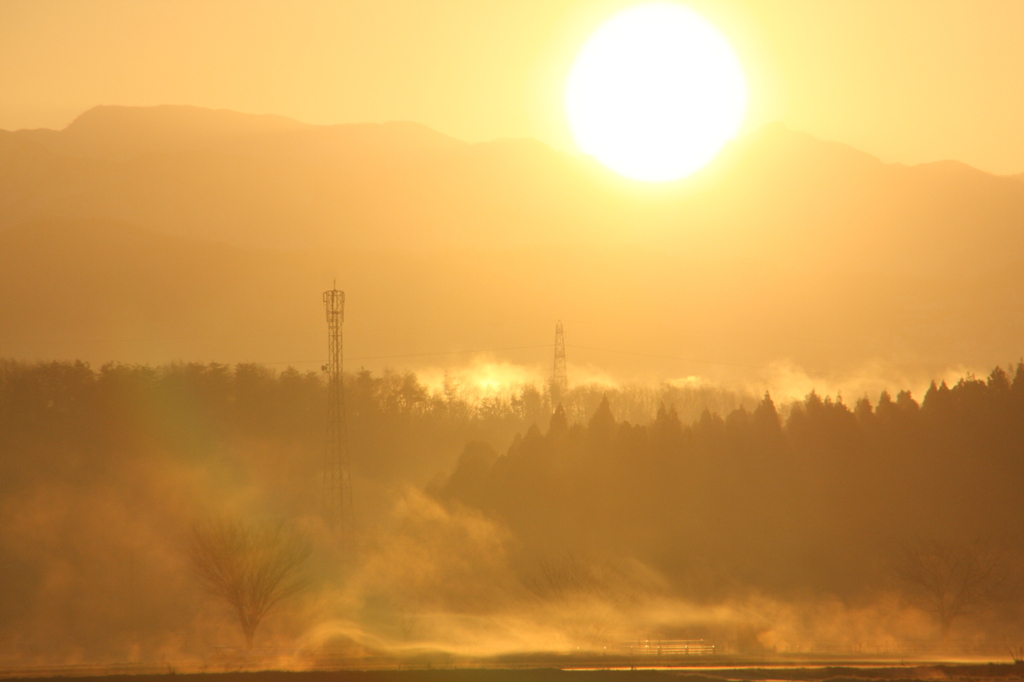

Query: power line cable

[180,343,785,374]
[564,343,773,371]
[259,344,552,366]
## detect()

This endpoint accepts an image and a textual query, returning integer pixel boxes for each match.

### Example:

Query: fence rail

[620,639,715,656]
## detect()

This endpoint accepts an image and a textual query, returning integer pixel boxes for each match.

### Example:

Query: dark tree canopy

[437,363,1024,634]
[2,358,1024,656]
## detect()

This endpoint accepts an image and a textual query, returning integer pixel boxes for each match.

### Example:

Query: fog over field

[3,3,1024,668]
[1,357,1023,664]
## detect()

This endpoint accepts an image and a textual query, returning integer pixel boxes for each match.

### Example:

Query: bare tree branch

[894,536,1004,640]
[188,518,312,648]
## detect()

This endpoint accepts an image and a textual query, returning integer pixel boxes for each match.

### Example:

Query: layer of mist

[2,359,1022,666]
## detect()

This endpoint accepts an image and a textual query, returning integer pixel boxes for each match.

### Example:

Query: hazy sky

[2,0,1023,173]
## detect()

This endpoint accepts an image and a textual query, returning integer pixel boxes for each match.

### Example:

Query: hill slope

[1,106,1023,385]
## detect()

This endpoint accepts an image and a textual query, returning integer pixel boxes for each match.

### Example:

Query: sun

[565,2,748,182]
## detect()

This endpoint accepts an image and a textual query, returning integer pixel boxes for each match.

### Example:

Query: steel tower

[323,285,353,532]
[551,320,568,405]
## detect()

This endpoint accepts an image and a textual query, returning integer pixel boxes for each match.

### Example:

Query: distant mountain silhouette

[20,105,306,160]
[1,106,1022,378]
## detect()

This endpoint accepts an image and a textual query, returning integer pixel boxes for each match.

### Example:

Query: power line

[351,344,552,362]
[243,343,771,371]
[259,344,553,366]
[564,343,773,371]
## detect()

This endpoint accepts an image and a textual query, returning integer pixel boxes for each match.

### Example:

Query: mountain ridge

[13,105,1018,175]
[1,105,1022,381]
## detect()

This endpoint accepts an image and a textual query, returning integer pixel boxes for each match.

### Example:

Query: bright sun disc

[565,2,748,182]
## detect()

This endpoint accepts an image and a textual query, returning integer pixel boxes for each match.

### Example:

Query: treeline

[0,360,501,496]
[0,358,752,661]
[0,359,751,495]
[5,358,1022,658]
[436,364,1024,623]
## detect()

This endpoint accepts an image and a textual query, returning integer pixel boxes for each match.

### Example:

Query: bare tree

[522,553,606,601]
[188,518,312,649]
[519,553,618,646]
[894,537,1004,640]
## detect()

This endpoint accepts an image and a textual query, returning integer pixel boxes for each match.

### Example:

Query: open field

[3,660,1024,681]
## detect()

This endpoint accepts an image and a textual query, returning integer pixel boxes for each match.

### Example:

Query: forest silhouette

[1,359,1022,661]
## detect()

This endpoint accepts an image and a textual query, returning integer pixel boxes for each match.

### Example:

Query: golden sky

[2,0,1023,173]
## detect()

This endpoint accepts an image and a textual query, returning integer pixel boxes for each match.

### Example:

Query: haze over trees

[434,367,1024,609]
[2,108,1024,662]
[2,1,1024,670]
[1,358,1023,662]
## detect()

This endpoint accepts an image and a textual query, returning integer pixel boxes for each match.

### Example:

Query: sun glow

[565,2,748,182]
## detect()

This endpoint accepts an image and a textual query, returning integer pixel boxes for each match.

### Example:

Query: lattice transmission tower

[322,285,353,533]
[551,320,568,405]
